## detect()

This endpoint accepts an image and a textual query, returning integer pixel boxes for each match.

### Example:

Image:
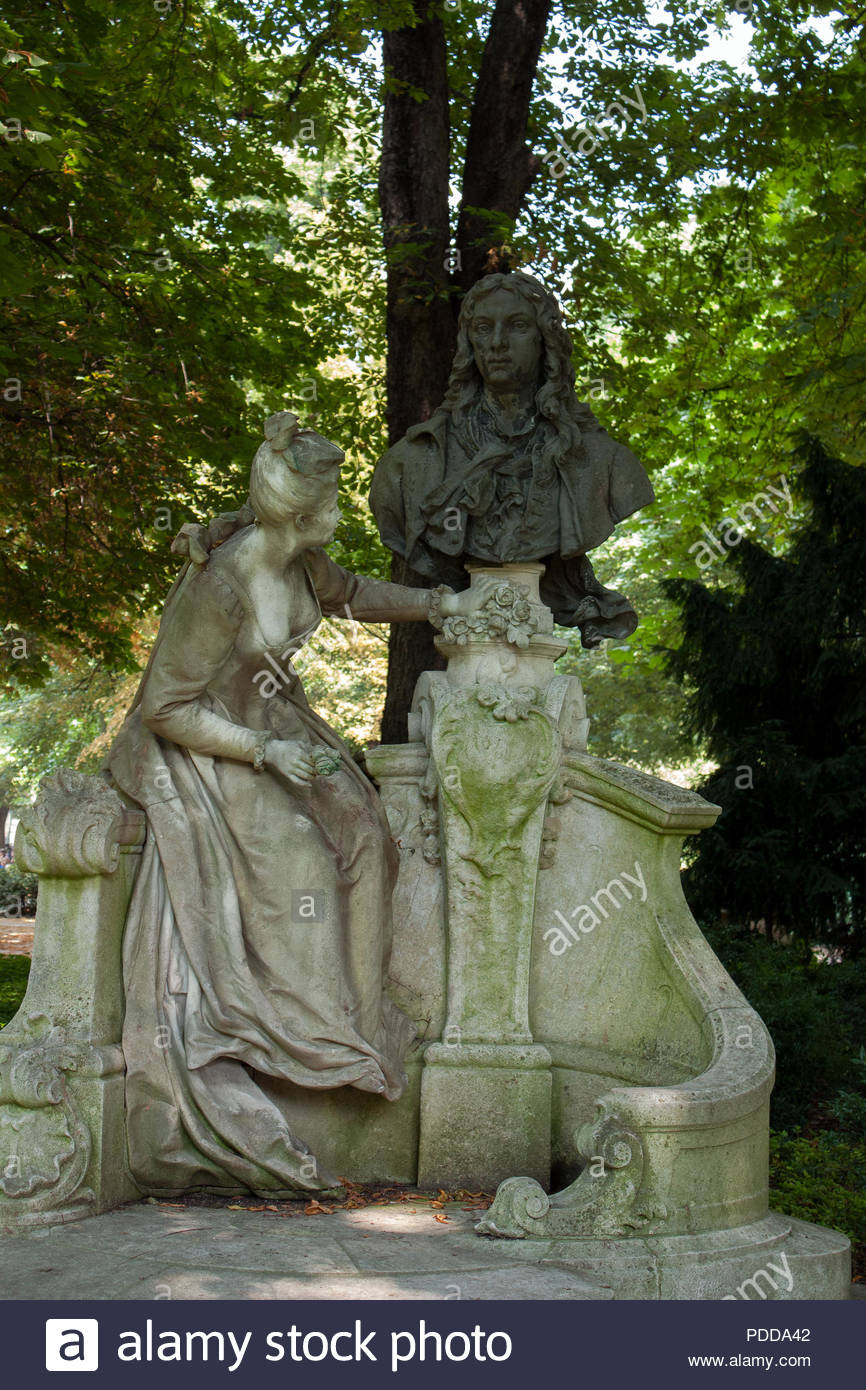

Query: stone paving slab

[330,1233,525,1275]
[1,1200,858,1300]
[113,1264,609,1302]
[0,1200,607,1302]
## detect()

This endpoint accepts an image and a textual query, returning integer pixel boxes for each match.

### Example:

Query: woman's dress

[106,535,427,1195]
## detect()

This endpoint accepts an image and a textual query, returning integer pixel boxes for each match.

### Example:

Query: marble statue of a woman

[105,412,485,1197]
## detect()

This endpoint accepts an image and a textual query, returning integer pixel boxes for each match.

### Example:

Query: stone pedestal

[511,1212,852,1300]
[419,1042,552,1189]
[0,577,851,1299]
[408,565,587,1189]
[0,771,144,1232]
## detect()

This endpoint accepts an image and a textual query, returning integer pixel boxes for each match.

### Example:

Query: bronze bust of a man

[370,272,654,646]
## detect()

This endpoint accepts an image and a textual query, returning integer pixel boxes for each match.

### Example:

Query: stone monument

[362,270,851,1297]
[0,278,853,1298]
[0,771,143,1229]
[0,413,498,1219]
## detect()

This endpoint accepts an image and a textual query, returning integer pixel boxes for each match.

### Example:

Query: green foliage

[708,917,866,1270]
[521,4,866,739]
[1,0,390,694]
[530,4,866,491]
[0,863,38,917]
[3,3,866,803]
[770,1131,866,1278]
[666,441,866,953]
[558,572,697,771]
[292,617,388,755]
[0,0,860,1277]
[704,918,866,1128]
[828,1083,866,1142]
[0,658,137,801]
[0,954,29,1027]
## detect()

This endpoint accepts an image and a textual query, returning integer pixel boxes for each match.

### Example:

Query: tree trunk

[378,3,454,744]
[377,0,552,743]
[455,0,552,289]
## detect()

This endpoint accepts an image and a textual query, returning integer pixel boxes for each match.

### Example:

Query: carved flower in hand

[312,748,341,777]
[441,578,538,649]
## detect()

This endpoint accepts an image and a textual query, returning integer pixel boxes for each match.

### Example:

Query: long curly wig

[438,272,598,469]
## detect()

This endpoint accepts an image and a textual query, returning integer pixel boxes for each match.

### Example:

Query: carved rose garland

[435,581,538,649]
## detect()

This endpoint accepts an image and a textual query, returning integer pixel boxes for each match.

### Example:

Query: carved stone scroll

[0,773,144,1232]
[15,768,134,878]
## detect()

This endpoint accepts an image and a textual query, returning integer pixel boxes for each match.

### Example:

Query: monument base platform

[262,1058,423,1186]
[510,1212,851,1300]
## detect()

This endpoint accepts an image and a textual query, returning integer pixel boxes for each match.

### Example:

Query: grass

[0,954,30,1027]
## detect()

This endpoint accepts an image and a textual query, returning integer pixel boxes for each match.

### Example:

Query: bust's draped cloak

[370,403,655,645]
[106,539,423,1197]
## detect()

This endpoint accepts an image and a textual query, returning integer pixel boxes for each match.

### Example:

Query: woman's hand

[264,739,316,787]
[439,574,502,618]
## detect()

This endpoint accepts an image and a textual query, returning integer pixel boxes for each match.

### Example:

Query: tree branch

[456,0,552,290]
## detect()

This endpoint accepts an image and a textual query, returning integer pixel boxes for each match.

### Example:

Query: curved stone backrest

[510,751,773,1240]
[371,732,774,1239]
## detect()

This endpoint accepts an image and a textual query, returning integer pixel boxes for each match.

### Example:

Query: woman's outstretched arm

[304,548,441,623]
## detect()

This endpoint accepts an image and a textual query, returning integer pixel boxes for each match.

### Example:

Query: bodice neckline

[259,621,318,655]
[211,543,322,652]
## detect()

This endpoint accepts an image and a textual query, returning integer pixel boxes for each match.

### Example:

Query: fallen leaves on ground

[156,1182,494,1219]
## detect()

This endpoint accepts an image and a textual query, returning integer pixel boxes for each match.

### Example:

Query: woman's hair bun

[263,411,299,454]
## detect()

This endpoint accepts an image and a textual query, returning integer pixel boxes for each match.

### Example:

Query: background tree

[2,2,865,774]
[377,0,866,737]
[376,0,553,739]
[665,438,866,955]
[2,2,864,1269]
[0,0,391,692]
